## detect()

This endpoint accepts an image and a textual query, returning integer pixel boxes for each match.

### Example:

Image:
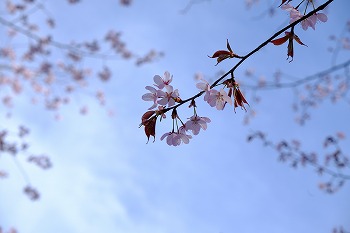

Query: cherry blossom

[139,1,335,148]
[281,3,328,31]
[185,115,211,135]
[281,4,302,23]
[301,13,328,30]
[142,86,160,109]
[206,88,232,110]
[153,71,173,91]
[160,126,192,146]
[196,78,212,102]
[157,86,180,107]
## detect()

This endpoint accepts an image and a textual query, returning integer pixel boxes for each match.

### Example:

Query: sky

[1,0,350,233]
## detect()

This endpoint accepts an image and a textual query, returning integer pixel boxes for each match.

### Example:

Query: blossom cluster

[140,0,331,146]
[142,71,181,110]
[141,72,212,146]
[141,71,248,146]
[281,3,328,31]
[197,78,249,112]
[271,0,328,61]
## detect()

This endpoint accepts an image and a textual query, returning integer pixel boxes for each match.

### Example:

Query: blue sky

[1,0,350,233]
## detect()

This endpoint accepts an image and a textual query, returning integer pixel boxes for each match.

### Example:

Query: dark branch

[162,0,334,114]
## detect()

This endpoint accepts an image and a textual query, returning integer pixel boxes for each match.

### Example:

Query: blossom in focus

[185,115,211,135]
[271,31,307,61]
[153,71,173,91]
[142,86,160,109]
[157,86,180,107]
[196,78,212,102]
[206,88,232,110]
[160,126,192,146]
[208,39,240,65]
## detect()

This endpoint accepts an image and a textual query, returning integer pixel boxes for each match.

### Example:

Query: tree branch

[162,0,334,114]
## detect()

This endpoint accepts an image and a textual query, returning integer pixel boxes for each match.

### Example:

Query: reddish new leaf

[208,39,239,65]
[271,35,289,45]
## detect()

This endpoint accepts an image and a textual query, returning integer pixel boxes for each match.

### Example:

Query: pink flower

[207,89,232,110]
[281,4,302,23]
[160,127,192,146]
[301,13,328,30]
[153,71,173,92]
[142,86,160,109]
[157,86,180,107]
[185,115,211,135]
[196,78,210,92]
[196,78,213,103]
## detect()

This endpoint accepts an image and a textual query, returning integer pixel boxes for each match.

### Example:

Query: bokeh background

[1,0,349,232]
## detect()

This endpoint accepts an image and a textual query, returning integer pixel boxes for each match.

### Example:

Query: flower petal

[317,13,328,22]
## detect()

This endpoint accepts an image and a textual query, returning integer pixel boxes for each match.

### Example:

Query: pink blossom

[157,86,180,107]
[153,71,173,92]
[316,13,328,23]
[196,78,212,101]
[196,78,210,92]
[301,13,328,30]
[185,115,211,135]
[207,89,232,110]
[281,4,302,23]
[142,86,160,109]
[160,127,192,146]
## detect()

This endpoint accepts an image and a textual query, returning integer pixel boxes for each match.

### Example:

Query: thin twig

[244,59,350,90]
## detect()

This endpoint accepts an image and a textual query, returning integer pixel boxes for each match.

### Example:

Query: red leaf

[208,50,232,58]
[271,35,289,45]
[141,111,156,143]
[293,34,307,46]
